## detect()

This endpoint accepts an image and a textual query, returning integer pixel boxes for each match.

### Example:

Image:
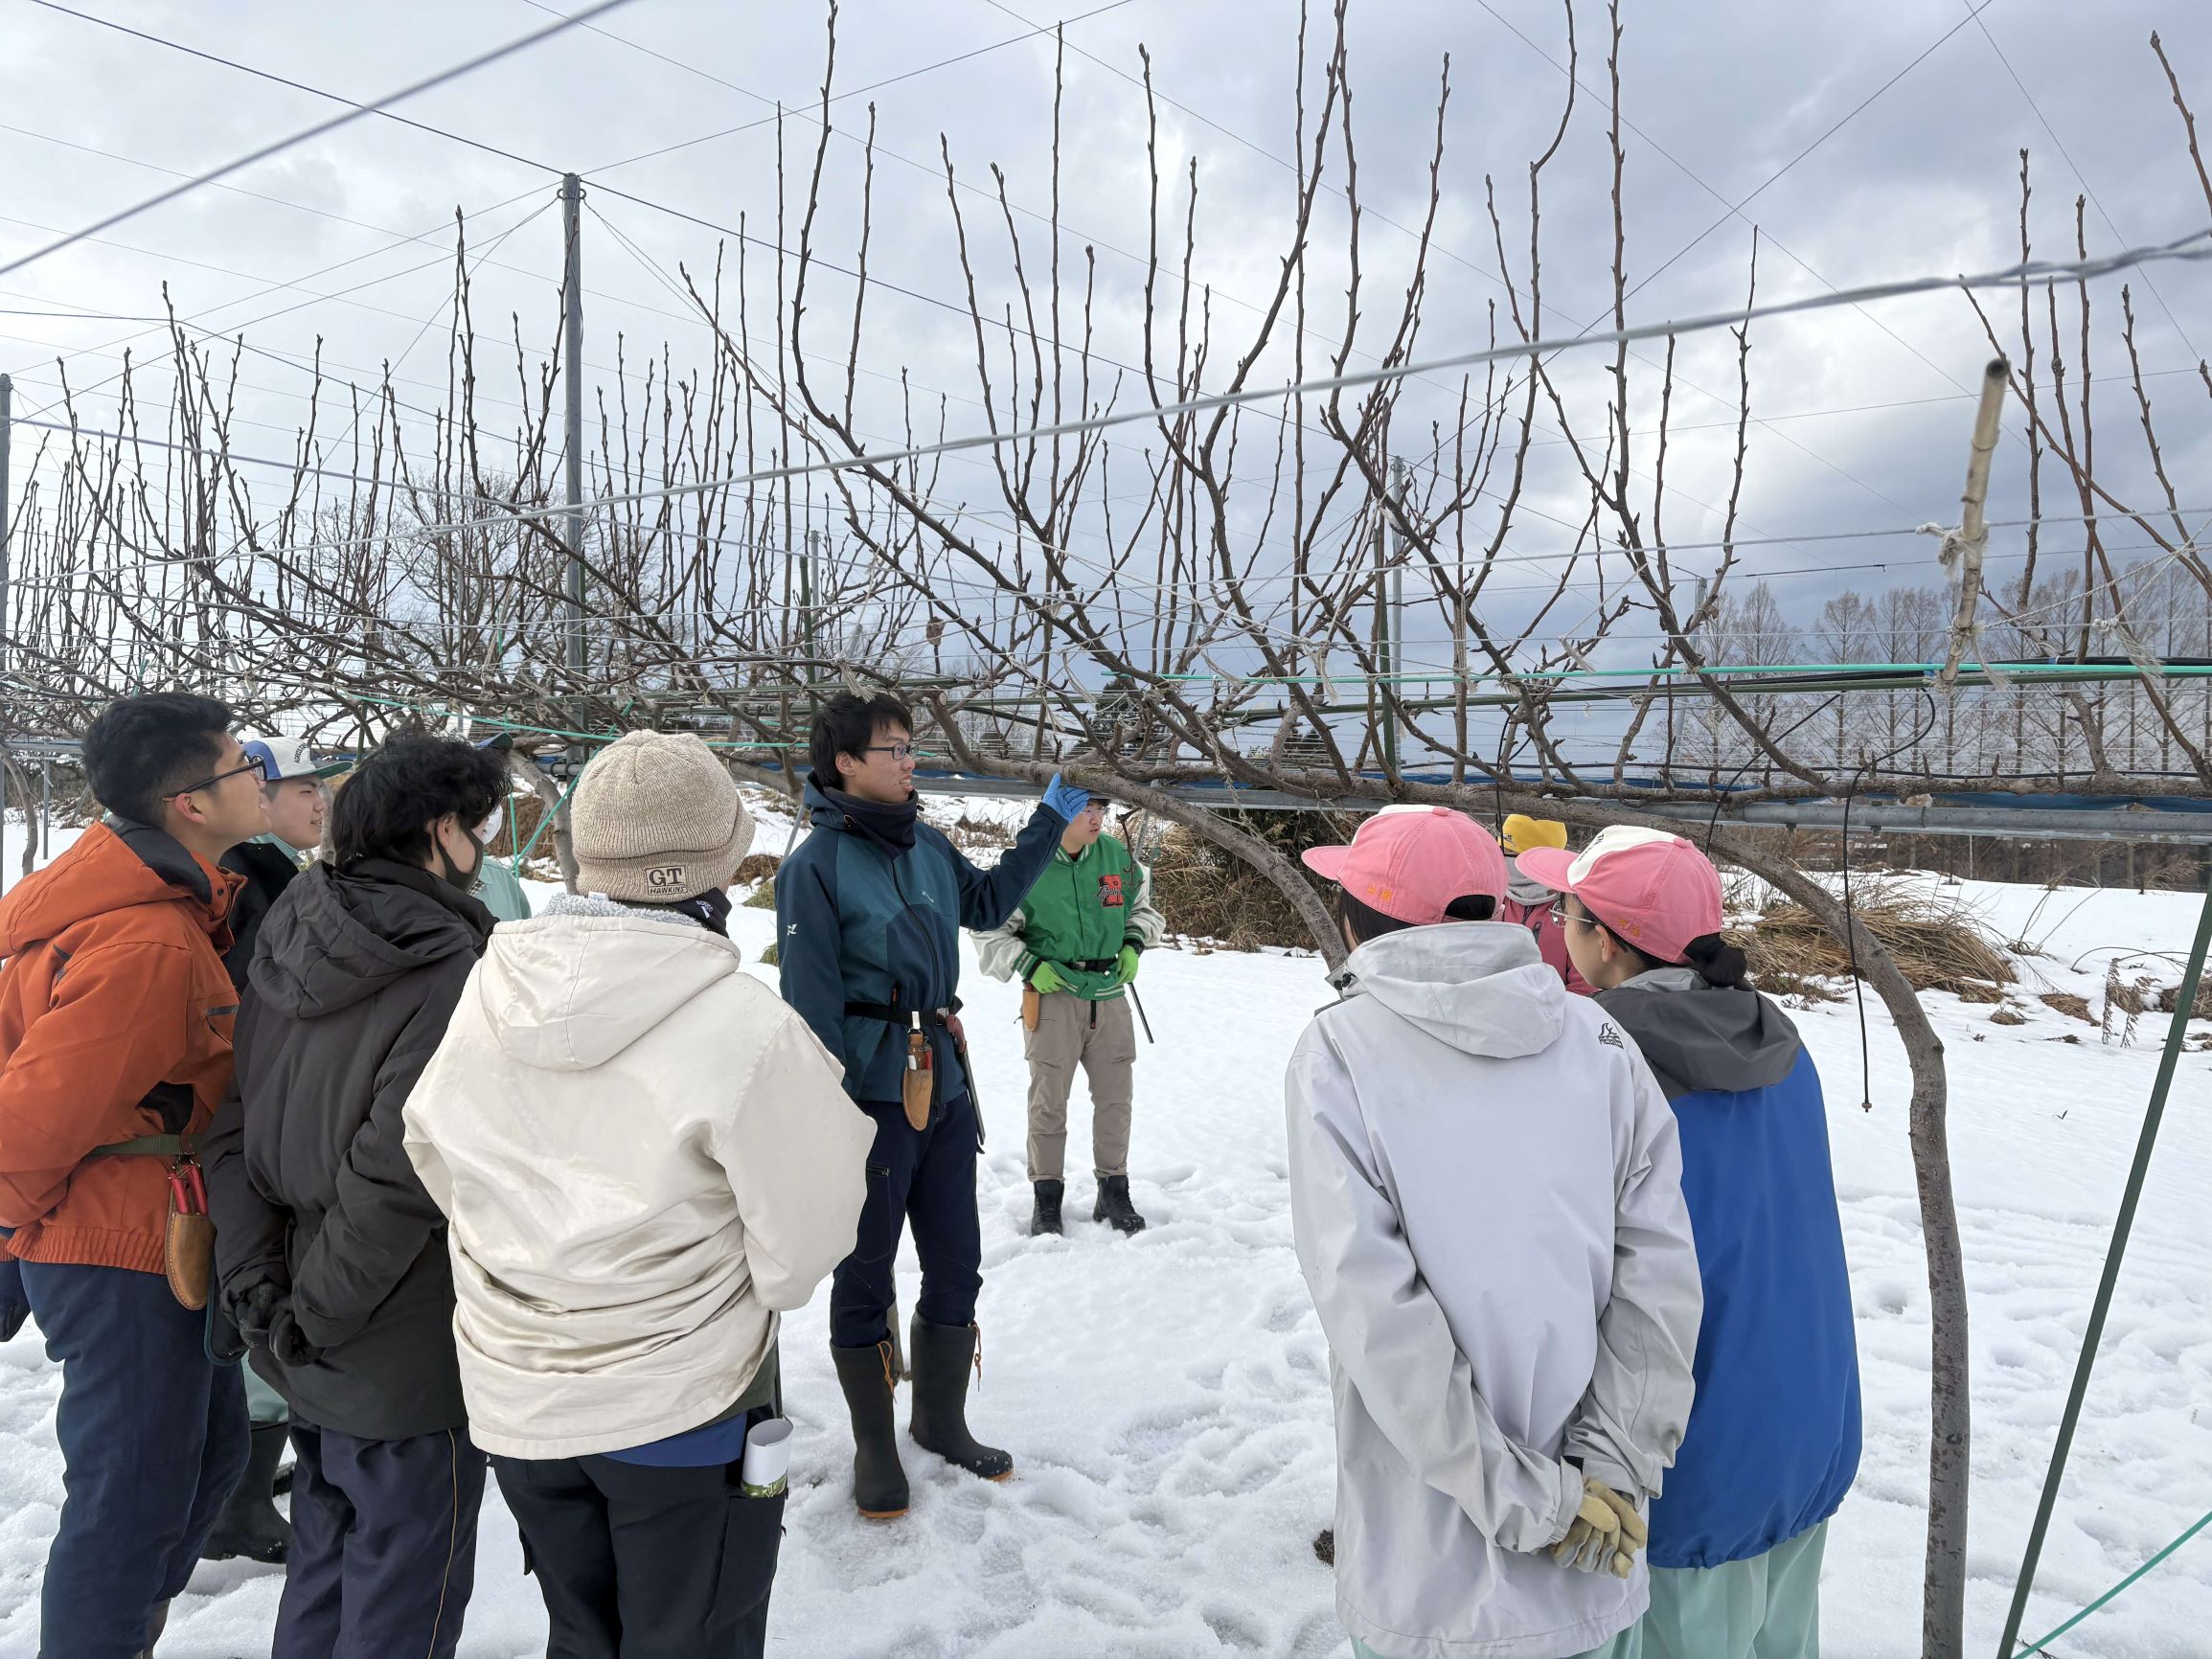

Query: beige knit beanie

[569,731,754,902]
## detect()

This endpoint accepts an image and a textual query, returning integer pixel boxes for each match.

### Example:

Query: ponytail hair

[1680,932,1749,989]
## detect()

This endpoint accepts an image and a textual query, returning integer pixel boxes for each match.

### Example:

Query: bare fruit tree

[8,9,2212,1655]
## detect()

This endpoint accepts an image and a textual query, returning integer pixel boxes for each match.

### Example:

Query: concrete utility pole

[0,371,12,664]
[1,373,12,895]
[1378,452,1407,774]
[560,175,586,699]
[802,529,819,675]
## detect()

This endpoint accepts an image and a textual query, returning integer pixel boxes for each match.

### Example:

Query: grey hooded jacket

[1285,922,1703,1659]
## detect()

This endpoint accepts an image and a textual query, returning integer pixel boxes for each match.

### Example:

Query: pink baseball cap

[1301,806,1509,925]
[1515,825,1723,964]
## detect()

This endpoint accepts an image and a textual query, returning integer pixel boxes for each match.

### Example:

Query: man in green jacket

[976,801,1164,1237]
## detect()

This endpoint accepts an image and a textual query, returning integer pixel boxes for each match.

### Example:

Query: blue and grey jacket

[1598,968,1862,1570]
[774,778,1066,1105]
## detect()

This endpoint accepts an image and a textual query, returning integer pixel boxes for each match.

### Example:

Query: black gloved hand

[267,1304,322,1369]
[229,1278,285,1347]
[1,1254,30,1343]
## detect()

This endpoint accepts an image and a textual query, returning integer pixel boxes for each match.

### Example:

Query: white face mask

[473,808,507,846]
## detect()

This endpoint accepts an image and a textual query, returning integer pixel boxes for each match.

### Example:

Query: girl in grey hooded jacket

[1286,807,1703,1659]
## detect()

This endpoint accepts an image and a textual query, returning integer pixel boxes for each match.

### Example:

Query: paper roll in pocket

[741,1416,792,1498]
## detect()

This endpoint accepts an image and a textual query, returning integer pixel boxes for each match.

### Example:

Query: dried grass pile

[2155,978,2212,1020]
[1146,814,1357,952]
[1729,880,2018,1000]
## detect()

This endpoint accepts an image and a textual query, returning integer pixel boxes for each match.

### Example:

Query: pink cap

[1515,825,1723,965]
[1301,806,1509,925]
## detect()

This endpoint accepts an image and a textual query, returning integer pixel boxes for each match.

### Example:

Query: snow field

[0,807,2207,1654]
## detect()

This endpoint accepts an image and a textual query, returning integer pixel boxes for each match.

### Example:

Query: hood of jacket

[0,817,237,953]
[1337,921,1565,1059]
[1596,967,1803,1099]
[476,900,744,1073]
[250,858,491,1021]
[1504,868,1556,909]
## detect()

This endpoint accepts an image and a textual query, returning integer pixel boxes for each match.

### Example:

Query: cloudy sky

[3,0,2209,686]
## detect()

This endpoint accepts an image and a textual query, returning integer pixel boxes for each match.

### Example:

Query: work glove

[1115,944,1142,986]
[1040,773,1090,822]
[1030,961,1072,995]
[1550,1478,1646,1578]
[0,1253,29,1343]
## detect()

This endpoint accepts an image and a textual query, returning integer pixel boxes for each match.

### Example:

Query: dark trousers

[274,1421,487,1659]
[21,1260,250,1659]
[494,1452,787,1659]
[829,1092,982,1349]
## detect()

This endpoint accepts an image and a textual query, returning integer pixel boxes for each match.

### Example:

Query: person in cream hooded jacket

[403,731,872,1659]
[1288,807,1703,1659]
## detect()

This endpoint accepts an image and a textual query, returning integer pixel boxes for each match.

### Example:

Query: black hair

[1566,893,1749,989]
[81,693,234,826]
[331,734,509,867]
[809,691,914,787]
[1336,888,1496,945]
[1681,933,1751,989]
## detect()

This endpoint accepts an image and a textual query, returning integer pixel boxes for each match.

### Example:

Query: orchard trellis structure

[6,4,2212,1652]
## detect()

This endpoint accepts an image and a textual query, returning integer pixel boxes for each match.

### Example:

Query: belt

[83,1133,200,1160]
[1067,958,1120,973]
[845,998,961,1026]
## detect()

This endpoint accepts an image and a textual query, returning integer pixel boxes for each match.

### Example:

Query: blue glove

[1041,773,1090,822]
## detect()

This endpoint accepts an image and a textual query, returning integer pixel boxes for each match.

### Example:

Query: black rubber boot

[1029,1179,1064,1237]
[908,1316,1013,1482]
[1094,1174,1148,1235]
[831,1341,910,1519]
[201,1421,291,1565]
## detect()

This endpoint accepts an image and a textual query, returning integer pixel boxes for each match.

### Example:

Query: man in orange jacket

[0,693,271,1659]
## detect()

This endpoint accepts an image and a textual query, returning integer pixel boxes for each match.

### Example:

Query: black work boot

[831,1341,911,1519]
[138,1598,171,1657]
[908,1316,1014,1482]
[201,1421,291,1565]
[1029,1179,1064,1237]
[1094,1173,1148,1235]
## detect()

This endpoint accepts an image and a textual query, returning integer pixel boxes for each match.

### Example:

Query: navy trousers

[20,1260,250,1659]
[829,1093,983,1349]
[274,1421,487,1659]
[495,1451,786,1659]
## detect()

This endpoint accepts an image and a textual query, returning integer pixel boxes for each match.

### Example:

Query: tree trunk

[507,749,580,894]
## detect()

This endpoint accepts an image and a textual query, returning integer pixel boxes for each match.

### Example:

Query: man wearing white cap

[404,731,873,1659]
[1286,806,1704,1659]
[206,732,348,1569]
[218,735,347,991]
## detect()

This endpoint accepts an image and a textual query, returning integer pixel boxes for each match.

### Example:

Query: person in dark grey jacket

[204,734,507,1659]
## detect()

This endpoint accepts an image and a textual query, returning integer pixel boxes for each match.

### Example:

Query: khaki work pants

[1024,989,1136,1182]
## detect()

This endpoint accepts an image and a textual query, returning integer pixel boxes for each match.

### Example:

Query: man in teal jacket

[774,692,1085,1520]
[975,801,1164,1237]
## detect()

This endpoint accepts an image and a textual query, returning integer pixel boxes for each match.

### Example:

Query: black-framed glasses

[164,754,267,800]
[865,742,918,761]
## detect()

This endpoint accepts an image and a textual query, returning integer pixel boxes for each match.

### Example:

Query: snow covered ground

[2,808,2209,1657]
